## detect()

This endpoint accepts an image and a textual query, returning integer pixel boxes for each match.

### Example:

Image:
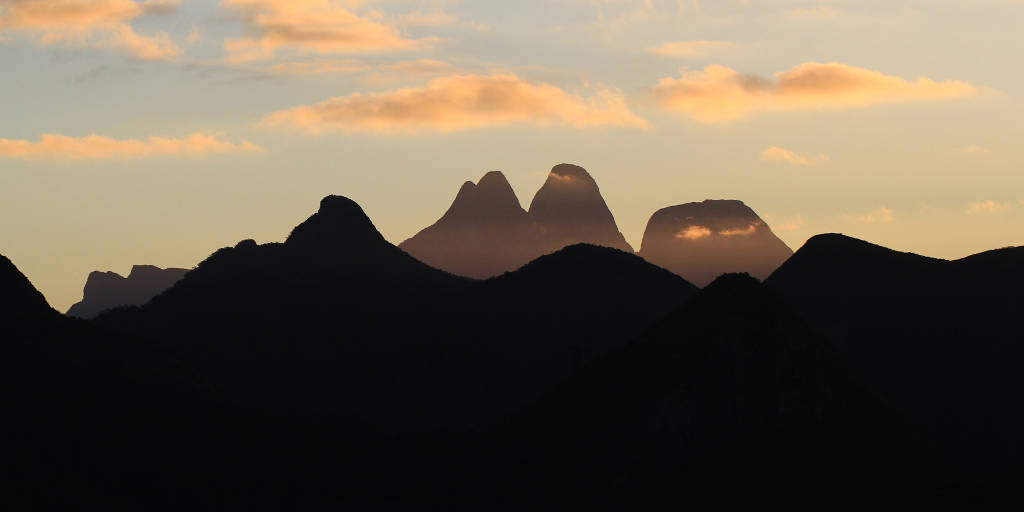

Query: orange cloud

[646,40,736,57]
[0,0,181,60]
[260,74,649,133]
[0,132,262,160]
[221,0,424,63]
[965,144,989,154]
[675,225,712,240]
[761,146,827,166]
[652,62,977,122]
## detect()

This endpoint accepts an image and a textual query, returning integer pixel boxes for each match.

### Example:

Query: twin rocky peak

[400,163,793,285]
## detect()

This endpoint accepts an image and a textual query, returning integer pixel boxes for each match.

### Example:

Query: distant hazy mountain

[529,164,633,254]
[506,273,934,505]
[66,265,189,319]
[765,233,1024,479]
[401,164,633,278]
[638,199,793,286]
[399,171,540,278]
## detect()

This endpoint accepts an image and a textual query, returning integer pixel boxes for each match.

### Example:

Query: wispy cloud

[761,146,827,166]
[356,58,447,81]
[220,0,426,63]
[260,73,649,133]
[0,0,181,60]
[787,7,840,20]
[766,214,806,232]
[652,62,977,123]
[266,58,369,75]
[646,40,736,58]
[0,132,262,160]
[964,144,989,154]
[967,200,1015,214]
[719,223,759,237]
[844,206,894,224]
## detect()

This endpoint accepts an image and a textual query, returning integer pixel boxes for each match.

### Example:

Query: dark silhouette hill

[399,171,540,278]
[500,273,937,506]
[1,254,58,326]
[447,244,698,419]
[66,265,189,319]
[75,195,696,506]
[638,199,793,286]
[529,164,633,254]
[765,234,1024,487]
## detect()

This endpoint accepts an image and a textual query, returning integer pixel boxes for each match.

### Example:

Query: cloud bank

[0,132,262,160]
[261,74,648,133]
[0,0,181,60]
[652,62,977,122]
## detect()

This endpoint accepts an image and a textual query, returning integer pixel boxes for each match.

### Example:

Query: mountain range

[3,183,1022,508]
[400,163,791,282]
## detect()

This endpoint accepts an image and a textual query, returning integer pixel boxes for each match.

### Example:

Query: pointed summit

[435,171,526,227]
[400,171,539,278]
[638,199,792,286]
[528,164,633,253]
[286,195,386,249]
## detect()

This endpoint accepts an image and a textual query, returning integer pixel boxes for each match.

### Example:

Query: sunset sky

[2,0,1022,311]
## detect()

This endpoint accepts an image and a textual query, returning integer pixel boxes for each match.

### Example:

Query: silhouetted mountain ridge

[766,233,1024,482]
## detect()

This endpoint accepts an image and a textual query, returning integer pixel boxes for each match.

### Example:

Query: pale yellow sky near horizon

[1,0,1022,311]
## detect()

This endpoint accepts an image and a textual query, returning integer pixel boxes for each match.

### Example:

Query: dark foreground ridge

[3,200,1021,509]
[766,233,1024,486]
[498,273,939,506]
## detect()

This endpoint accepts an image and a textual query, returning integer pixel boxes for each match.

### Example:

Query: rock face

[401,164,633,278]
[638,200,792,286]
[66,264,189,319]
[399,172,539,278]
[528,164,633,254]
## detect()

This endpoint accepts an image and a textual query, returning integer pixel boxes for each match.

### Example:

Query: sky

[1,0,1022,311]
